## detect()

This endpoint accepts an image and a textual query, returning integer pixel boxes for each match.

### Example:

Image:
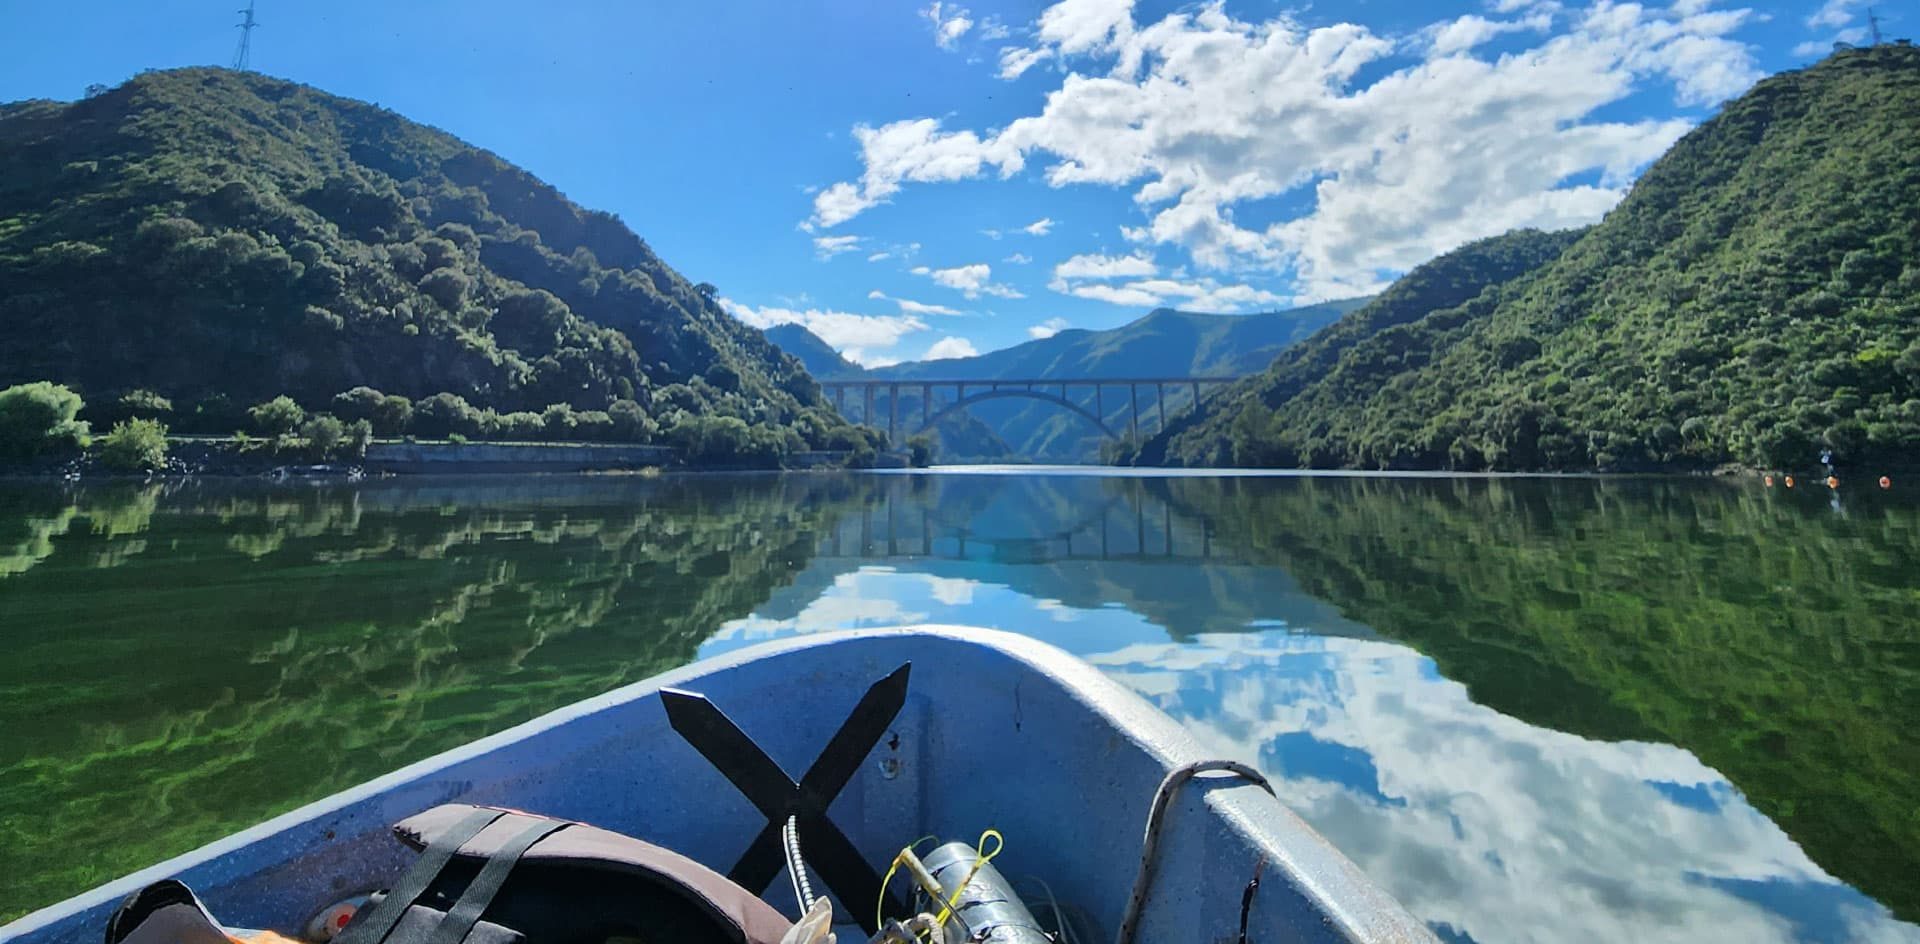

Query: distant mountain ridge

[868,301,1367,381]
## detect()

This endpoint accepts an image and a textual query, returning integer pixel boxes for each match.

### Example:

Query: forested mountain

[1142,45,1920,472]
[0,68,870,461]
[851,301,1364,462]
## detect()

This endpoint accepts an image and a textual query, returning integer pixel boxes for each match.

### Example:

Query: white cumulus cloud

[869,290,965,316]
[910,263,1025,299]
[813,0,1762,299]
[719,298,928,367]
[1022,217,1056,235]
[1027,317,1073,339]
[923,336,981,360]
[1053,251,1158,280]
[923,2,975,49]
[813,234,861,259]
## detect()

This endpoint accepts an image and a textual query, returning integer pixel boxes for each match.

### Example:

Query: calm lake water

[1,469,1916,942]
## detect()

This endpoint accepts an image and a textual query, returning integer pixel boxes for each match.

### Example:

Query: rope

[1113,760,1274,944]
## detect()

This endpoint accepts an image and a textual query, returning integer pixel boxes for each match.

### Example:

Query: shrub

[249,396,305,435]
[98,418,169,472]
[0,382,90,458]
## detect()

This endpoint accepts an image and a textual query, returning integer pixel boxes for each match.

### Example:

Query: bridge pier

[888,383,899,444]
[1129,384,1140,440]
[1156,382,1166,434]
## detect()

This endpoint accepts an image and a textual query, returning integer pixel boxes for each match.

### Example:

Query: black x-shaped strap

[660,661,911,933]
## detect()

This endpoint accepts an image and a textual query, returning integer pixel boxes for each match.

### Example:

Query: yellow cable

[879,829,1007,935]
[933,829,1004,927]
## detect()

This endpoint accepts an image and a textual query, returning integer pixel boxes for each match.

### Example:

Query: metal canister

[919,841,1051,943]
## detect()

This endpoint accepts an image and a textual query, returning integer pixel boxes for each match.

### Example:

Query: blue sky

[0,1,1900,366]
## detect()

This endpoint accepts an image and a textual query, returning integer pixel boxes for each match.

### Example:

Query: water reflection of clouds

[709,567,1920,944]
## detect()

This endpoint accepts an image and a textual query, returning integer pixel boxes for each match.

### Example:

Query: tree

[373,395,413,436]
[907,434,936,468]
[608,399,658,443]
[98,418,169,472]
[299,414,346,458]
[118,389,173,418]
[0,382,90,458]
[418,267,470,309]
[249,396,305,435]
[412,393,483,439]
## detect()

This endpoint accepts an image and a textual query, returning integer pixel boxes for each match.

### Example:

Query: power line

[232,1,259,71]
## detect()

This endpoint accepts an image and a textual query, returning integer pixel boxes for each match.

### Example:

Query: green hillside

[0,68,869,463]
[1144,46,1920,472]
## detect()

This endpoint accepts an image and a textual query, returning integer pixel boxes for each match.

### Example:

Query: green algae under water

[0,471,1915,943]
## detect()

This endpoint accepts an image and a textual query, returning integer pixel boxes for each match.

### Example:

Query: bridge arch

[917,388,1118,441]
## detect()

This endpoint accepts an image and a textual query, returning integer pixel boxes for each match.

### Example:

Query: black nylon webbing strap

[419,819,570,944]
[660,661,910,935]
[338,808,506,944]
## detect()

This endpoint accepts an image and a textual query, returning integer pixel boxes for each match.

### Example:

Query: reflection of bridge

[817,377,1244,443]
[820,488,1218,563]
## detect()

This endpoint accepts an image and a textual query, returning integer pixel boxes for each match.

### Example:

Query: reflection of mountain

[1159,475,1920,924]
[0,476,863,922]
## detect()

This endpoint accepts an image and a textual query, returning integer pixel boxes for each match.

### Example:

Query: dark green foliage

[608,398,658,443]
[248,396,305,435]
[412,392,483,439]
[907,434,936,468]
[93,389,175,429]
[0,382,90,458]
[97,418,167,472]
[0,68,856,464]
[298,414,346,459]
[1147,46,1920,472]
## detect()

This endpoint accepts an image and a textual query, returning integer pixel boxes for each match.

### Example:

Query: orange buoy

[1784,476,1795,488]
[1881,476,1893,489]
[1826,476,1839,489]
[1764,475,1775,487]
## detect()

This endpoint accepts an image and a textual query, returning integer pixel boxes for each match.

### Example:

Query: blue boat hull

[1,627,1434,943]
